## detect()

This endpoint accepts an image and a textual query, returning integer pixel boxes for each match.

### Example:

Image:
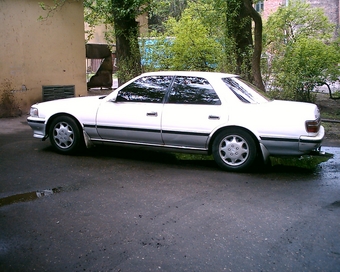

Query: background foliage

[40,0,339,102]
[262,0,339,102]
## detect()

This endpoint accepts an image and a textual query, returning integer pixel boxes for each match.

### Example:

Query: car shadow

[41,144,320,174]
[83,144,219,170]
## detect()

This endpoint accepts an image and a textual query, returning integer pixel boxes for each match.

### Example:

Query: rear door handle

[147,112,158,117]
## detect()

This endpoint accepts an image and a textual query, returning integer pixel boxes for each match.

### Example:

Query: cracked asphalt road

[0,117,339,271]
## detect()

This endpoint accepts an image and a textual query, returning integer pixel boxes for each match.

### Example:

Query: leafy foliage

[38,0,338,100]
[83,0,114,43]
[147,0,264,89]
[149,0,188,32]
[142,1,236,72]
[264,0,333,47]
[84,0,152,84]
[225,0,253,77]
[168,2,223,71]
[38,0,150,84]
[38,0,68,20]
[263,0,339,102]
[274,38,340,102]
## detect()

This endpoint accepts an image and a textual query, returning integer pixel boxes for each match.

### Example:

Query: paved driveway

[0,117,339,271]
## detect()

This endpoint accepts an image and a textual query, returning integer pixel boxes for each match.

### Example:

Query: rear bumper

[299,126,325,152]
[259,126,325,156]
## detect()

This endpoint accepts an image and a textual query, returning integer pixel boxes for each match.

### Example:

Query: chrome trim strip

[27,119,45,125]
[95,125,161,134]
[84,124,96,129]
[85,124,209,137]
[90,137,208,152]
[260,137,298,143]
[162,130,209,137]
[299,138,323,144]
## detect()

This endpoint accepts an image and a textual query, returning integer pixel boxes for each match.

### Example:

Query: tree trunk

[112,1,142,85]
[243,0,265,91]
[226,0,253,82]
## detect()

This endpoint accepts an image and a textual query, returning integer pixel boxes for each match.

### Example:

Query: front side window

[168,76,221,105]
[116,76,173,103]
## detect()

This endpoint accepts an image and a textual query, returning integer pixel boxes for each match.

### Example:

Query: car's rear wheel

[49,116,83,154]
[212,128,257,172]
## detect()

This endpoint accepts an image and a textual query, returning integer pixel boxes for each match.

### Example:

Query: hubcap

[219,135,249,166]
[53,122,74,149]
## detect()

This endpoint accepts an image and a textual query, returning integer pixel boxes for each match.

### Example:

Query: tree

[110,1,141,84]
[149,0,188,32]
[225,0,265,91]
[225,1,252,78]
[277,38,340,102]
[263,0,338,102]
[147,0,265,90]
[264,0,334,47]
[83,0,114,44]
[145,1,223,71]
[243,0,264,91]
[40,0,150,85]
[41,0,266,88]
[141,1,216,71]
[84,0,151,85]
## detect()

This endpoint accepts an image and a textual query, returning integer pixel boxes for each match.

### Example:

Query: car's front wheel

[49,116,83,154]
[212,128,257,172]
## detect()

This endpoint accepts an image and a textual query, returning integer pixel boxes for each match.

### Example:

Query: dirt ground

[316,92,340,146]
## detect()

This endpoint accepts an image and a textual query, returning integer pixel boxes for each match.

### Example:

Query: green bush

[263,0,339,102]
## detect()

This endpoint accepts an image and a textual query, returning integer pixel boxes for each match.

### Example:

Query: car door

[96,75,172,145]
[161,76,225,149]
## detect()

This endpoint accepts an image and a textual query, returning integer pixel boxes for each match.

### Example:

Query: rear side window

[222,77,269,104]
[116,76,173,103]
[168,76,221,105]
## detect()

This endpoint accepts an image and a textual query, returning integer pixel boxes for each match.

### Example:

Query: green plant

[263,0,338,102]
[270,153,333,170]
[142,1,224,72]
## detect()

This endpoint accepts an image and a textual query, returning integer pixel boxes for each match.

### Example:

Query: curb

[322,118,340,124]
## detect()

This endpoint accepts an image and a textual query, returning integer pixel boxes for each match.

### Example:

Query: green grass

[270,153,333,170]
[173,152,333,170]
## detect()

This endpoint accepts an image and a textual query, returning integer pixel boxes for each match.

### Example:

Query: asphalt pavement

[0,116,340,272]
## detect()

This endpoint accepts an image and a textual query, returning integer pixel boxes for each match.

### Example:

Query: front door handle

[209,115,220,120]
[147,112,158,117]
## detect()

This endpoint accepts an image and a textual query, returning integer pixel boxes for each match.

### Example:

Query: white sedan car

[27,71,324,172]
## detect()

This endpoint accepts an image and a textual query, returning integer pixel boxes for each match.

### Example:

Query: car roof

[140,71,238,79]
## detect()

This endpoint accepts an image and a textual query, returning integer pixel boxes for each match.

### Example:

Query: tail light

[305,117,321,133]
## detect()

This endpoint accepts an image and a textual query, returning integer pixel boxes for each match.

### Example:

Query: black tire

[49,116,83,154]
[212,128,257,172]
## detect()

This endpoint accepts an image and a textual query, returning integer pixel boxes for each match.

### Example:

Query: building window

[255,1,264,12]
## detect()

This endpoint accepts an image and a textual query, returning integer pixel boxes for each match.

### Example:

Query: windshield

[222,77,270,104]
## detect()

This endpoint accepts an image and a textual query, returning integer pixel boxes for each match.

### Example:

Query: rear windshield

[222,77,270,104]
